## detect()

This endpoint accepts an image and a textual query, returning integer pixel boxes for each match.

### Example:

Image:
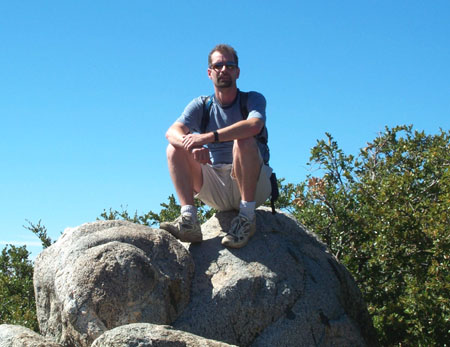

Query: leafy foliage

[0,221,53,331]
[0,245,38,330]
[263,177,299,213]
[289,125,450,345]
[24,219,53,249]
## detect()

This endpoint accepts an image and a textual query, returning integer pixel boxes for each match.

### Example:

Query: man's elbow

[249,120,264,136]
[166,123,180,141]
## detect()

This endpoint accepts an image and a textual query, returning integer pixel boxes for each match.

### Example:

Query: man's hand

[182,133,208,151]
[191,147,211,164]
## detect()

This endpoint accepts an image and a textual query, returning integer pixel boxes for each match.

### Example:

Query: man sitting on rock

[161,44,272,248]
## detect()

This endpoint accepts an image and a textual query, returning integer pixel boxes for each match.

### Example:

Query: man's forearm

[214,118,263,143]
[166,130,184,148]
[169,118,264,151]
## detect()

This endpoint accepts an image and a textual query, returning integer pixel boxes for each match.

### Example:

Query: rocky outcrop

[32,208,378,346]
[33,220,194,346]
[173,209,377,346]
[91,323,236,346]
[0,324,61,347]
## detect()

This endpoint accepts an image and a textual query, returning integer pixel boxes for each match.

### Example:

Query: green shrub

[290,125,450,345]
[0,245,38,331]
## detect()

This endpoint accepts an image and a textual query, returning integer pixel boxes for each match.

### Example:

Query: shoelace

[181,215,194,229]
[229,216,250,236]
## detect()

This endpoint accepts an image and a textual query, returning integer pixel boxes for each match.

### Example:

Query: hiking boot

[221,214,256,249]
[160,213,202,243]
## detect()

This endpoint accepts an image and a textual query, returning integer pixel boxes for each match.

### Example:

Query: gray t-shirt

[177,91,267,164]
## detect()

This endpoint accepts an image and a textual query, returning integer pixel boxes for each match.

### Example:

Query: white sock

[239,200,256,220]
[181,205,198,222]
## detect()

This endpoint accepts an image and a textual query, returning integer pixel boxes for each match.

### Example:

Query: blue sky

[1,1,449,259]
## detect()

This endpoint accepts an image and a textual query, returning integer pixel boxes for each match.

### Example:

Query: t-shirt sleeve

[176,97,204,133]
[246,91,266,122]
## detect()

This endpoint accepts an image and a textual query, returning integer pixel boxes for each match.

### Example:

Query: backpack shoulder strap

[270,172,279,214]
[200,95,214,133]
[239,91,249,119]
[241,91,268,146]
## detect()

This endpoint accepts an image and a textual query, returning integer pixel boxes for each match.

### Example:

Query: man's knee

[167,143,202,175]
[166,143,186,161]
[166,144,175,161]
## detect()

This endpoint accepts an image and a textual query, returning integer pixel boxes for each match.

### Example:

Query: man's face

[208,51,240,89]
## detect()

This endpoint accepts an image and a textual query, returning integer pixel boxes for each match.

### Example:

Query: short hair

[208,44,239,67]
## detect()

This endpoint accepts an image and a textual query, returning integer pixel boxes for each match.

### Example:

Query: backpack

[201,91,279,214]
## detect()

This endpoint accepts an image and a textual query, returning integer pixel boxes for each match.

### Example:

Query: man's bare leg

[166,143,203,206]
[232,137,261,202]
[222,137,261,248]
[162,144,204,243]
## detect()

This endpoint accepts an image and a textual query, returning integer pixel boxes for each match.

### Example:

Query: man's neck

[214,87,238,107]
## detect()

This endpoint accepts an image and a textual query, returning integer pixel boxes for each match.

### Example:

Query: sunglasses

[210,62,238,71]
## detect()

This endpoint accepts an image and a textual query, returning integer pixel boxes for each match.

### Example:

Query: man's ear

[207,68,212,80]
[236,67,240,79]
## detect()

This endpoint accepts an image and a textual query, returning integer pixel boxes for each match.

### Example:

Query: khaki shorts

[195,163,273,211]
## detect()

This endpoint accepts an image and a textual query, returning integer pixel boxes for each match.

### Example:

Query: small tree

[0,245,38,330]
[0,220,53,331]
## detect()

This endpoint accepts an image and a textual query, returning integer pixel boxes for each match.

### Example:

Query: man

[161,44,272,248]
